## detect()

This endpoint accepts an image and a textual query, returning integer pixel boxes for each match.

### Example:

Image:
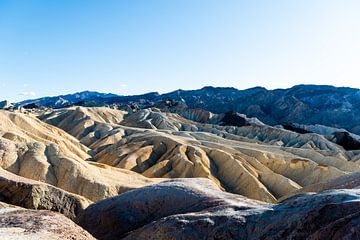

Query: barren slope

[0,110,160,202]
[39,107,360,203]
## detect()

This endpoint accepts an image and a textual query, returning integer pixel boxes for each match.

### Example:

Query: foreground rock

[77,178,360,240]
[0,208,94,239]
[0,168,91,219]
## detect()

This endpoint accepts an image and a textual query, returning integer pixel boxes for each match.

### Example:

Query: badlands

[0,104,360,239]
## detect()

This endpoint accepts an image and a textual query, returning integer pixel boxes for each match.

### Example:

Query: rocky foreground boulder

[0,168,91,220]
[0,207,94,239]
[77,178,360,240]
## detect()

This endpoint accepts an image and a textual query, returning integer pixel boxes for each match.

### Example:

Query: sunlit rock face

[36,106,360,203]
[0,168,91,220]
[0,110,160,203]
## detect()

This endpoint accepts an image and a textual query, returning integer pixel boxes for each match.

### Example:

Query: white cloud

[19,91,36,97]
[119,84,128,87]
[23,83,29,88]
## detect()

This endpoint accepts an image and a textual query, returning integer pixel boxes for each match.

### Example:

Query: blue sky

[1,0,360,101]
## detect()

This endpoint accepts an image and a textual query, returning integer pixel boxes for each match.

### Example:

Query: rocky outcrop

[0,100,13,110]
[220,111,251,127]
[0,168,91,220]
[119,108,345,152]
[39,106,127,148]
[282,123,313,134]
[280,123,360,150]
[331,131,360,150]
[76,178,265,239]
[154,100,217,123]
[77,178,360,240]
[0,208,95,239]
[22,102,40,109]
[0,109,91,161]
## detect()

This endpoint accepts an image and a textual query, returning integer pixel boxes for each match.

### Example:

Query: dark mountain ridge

[14,84,360,134]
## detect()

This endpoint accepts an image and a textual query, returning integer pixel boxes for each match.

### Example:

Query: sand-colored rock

[39,106,127,148]
[93,128,348,202]
[0,201,21,209]
[0,167,91,219]
[280,171,360,201]
[0,110,160,202]
[0,104,359,239]
[37,107,360,202]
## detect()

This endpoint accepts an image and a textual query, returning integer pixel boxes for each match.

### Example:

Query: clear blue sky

[1,0,360,102]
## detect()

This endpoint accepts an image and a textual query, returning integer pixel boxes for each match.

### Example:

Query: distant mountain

[17,91,119,108]
[16,85,360,134]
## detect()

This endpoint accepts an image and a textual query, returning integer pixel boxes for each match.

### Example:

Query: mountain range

[15,84,360,135]
[1,84,360,239]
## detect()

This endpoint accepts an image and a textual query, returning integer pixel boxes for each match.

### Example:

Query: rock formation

[17,85,360,135]
[0,167,91,219]
[38,107,360,203]
[0,207,94,239]
[77,178,360,240]
[281,171,360,200]
[0,101,359,239]
[280,123,360,150]
[0,110,160,202]
[331,131,360,150]
[0,100,13,110]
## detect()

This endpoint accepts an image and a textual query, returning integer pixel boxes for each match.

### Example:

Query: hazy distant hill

[17,84,360,134]
[17,90,118,108]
